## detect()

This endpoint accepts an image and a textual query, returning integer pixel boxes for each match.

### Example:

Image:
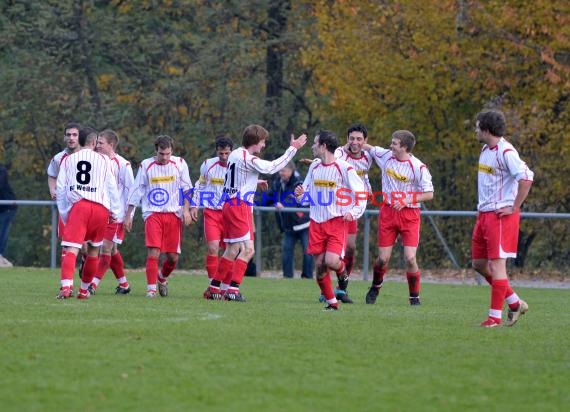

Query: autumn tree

[303,0,569,268]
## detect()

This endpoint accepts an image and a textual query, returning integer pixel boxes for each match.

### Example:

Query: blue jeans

[282,229,314,279]
[0,208,17,256]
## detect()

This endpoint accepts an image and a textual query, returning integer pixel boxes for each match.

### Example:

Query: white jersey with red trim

[47,149,72,178]
[369,146,434,208]
[56,149,122,224]
[127,155,193,220]
[192,157,227,210]
[477,137,534,212]
[299,158,366,223]
[223,146,297,204]
[334,146,373,194]
[109,154,135,223]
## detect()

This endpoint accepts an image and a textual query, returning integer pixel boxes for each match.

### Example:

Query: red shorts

[222,202,253,243]
[203,208,225,248]
[61,200,109,249]
[377,205,420,247]
[145,212,182,253]
[472,211,520,259]
[103,222,125,244]
[307,217,346,257]
[346,219,358,235]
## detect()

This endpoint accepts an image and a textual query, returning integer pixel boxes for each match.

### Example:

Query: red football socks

[317,273,335,300]
[231,259,249,286]
[406,271,420,297]
[146,256,159,286]
[95,254,112,281]
[110,252,125,278]
[206,255,219,279]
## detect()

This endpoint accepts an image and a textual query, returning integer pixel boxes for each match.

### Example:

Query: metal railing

[2,200,569,273]
[253,206,570,280]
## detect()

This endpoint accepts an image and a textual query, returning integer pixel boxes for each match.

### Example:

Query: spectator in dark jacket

[265,161,313,279]
[0,163,17,267]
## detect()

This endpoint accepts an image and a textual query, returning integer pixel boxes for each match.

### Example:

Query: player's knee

[241,246,255,261]
[316,265,327,279]
[375,256,389,268]
[324,255,340,270]
[471,260,481,271]
[403,255,417,268]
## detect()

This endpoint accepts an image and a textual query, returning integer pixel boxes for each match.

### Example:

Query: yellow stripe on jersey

[478,164,495,174]
[356,170,366,176]
[198,176,206,184]
[210,177,224,185]
[386,168,410,183]
[150,175,175,183]
[314,180,337,188]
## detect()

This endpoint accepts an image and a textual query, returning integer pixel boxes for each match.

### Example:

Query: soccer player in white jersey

[294,130,366,311]
[124,135,193,298]
[47,122,85,293]
[473,109,533,328]
[55,128,122,299]
[329,123,374,303]
[190,136,234,282]
[87,130,135,296]
[364,130,434,306]
[204,124,307,301]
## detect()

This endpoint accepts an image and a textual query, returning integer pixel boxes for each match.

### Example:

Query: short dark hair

[476,109,506,137]
[283,160,296,171]
[64,122,81,134]
[79,126,98,146]
[154,135,174,151]
[98,129,119,148]
[215,136,234,151]
[242,124,269,148]
[392,130,416,152]
[347,123,368,139]
[316,130,339,153]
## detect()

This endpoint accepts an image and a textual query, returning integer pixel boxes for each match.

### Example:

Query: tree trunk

[265,0,290,141]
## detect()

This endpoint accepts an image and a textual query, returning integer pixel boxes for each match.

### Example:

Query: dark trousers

[0,208,16,255]
[282,229,314,279]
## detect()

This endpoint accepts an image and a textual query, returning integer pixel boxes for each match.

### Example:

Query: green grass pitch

[0,268,568,412]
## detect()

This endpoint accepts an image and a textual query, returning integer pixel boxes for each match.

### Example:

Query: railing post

[51,203,57,269]
[255,208,262,275]
[362,211,370,281]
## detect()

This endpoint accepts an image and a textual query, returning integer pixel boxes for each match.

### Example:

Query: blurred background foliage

[0,0,568,272]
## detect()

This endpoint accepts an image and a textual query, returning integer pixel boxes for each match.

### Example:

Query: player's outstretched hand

[183,209,194,226]
[189,207,199,222]
[123,215,133,232]
[290,133,307,150]
[257,180,268,191]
